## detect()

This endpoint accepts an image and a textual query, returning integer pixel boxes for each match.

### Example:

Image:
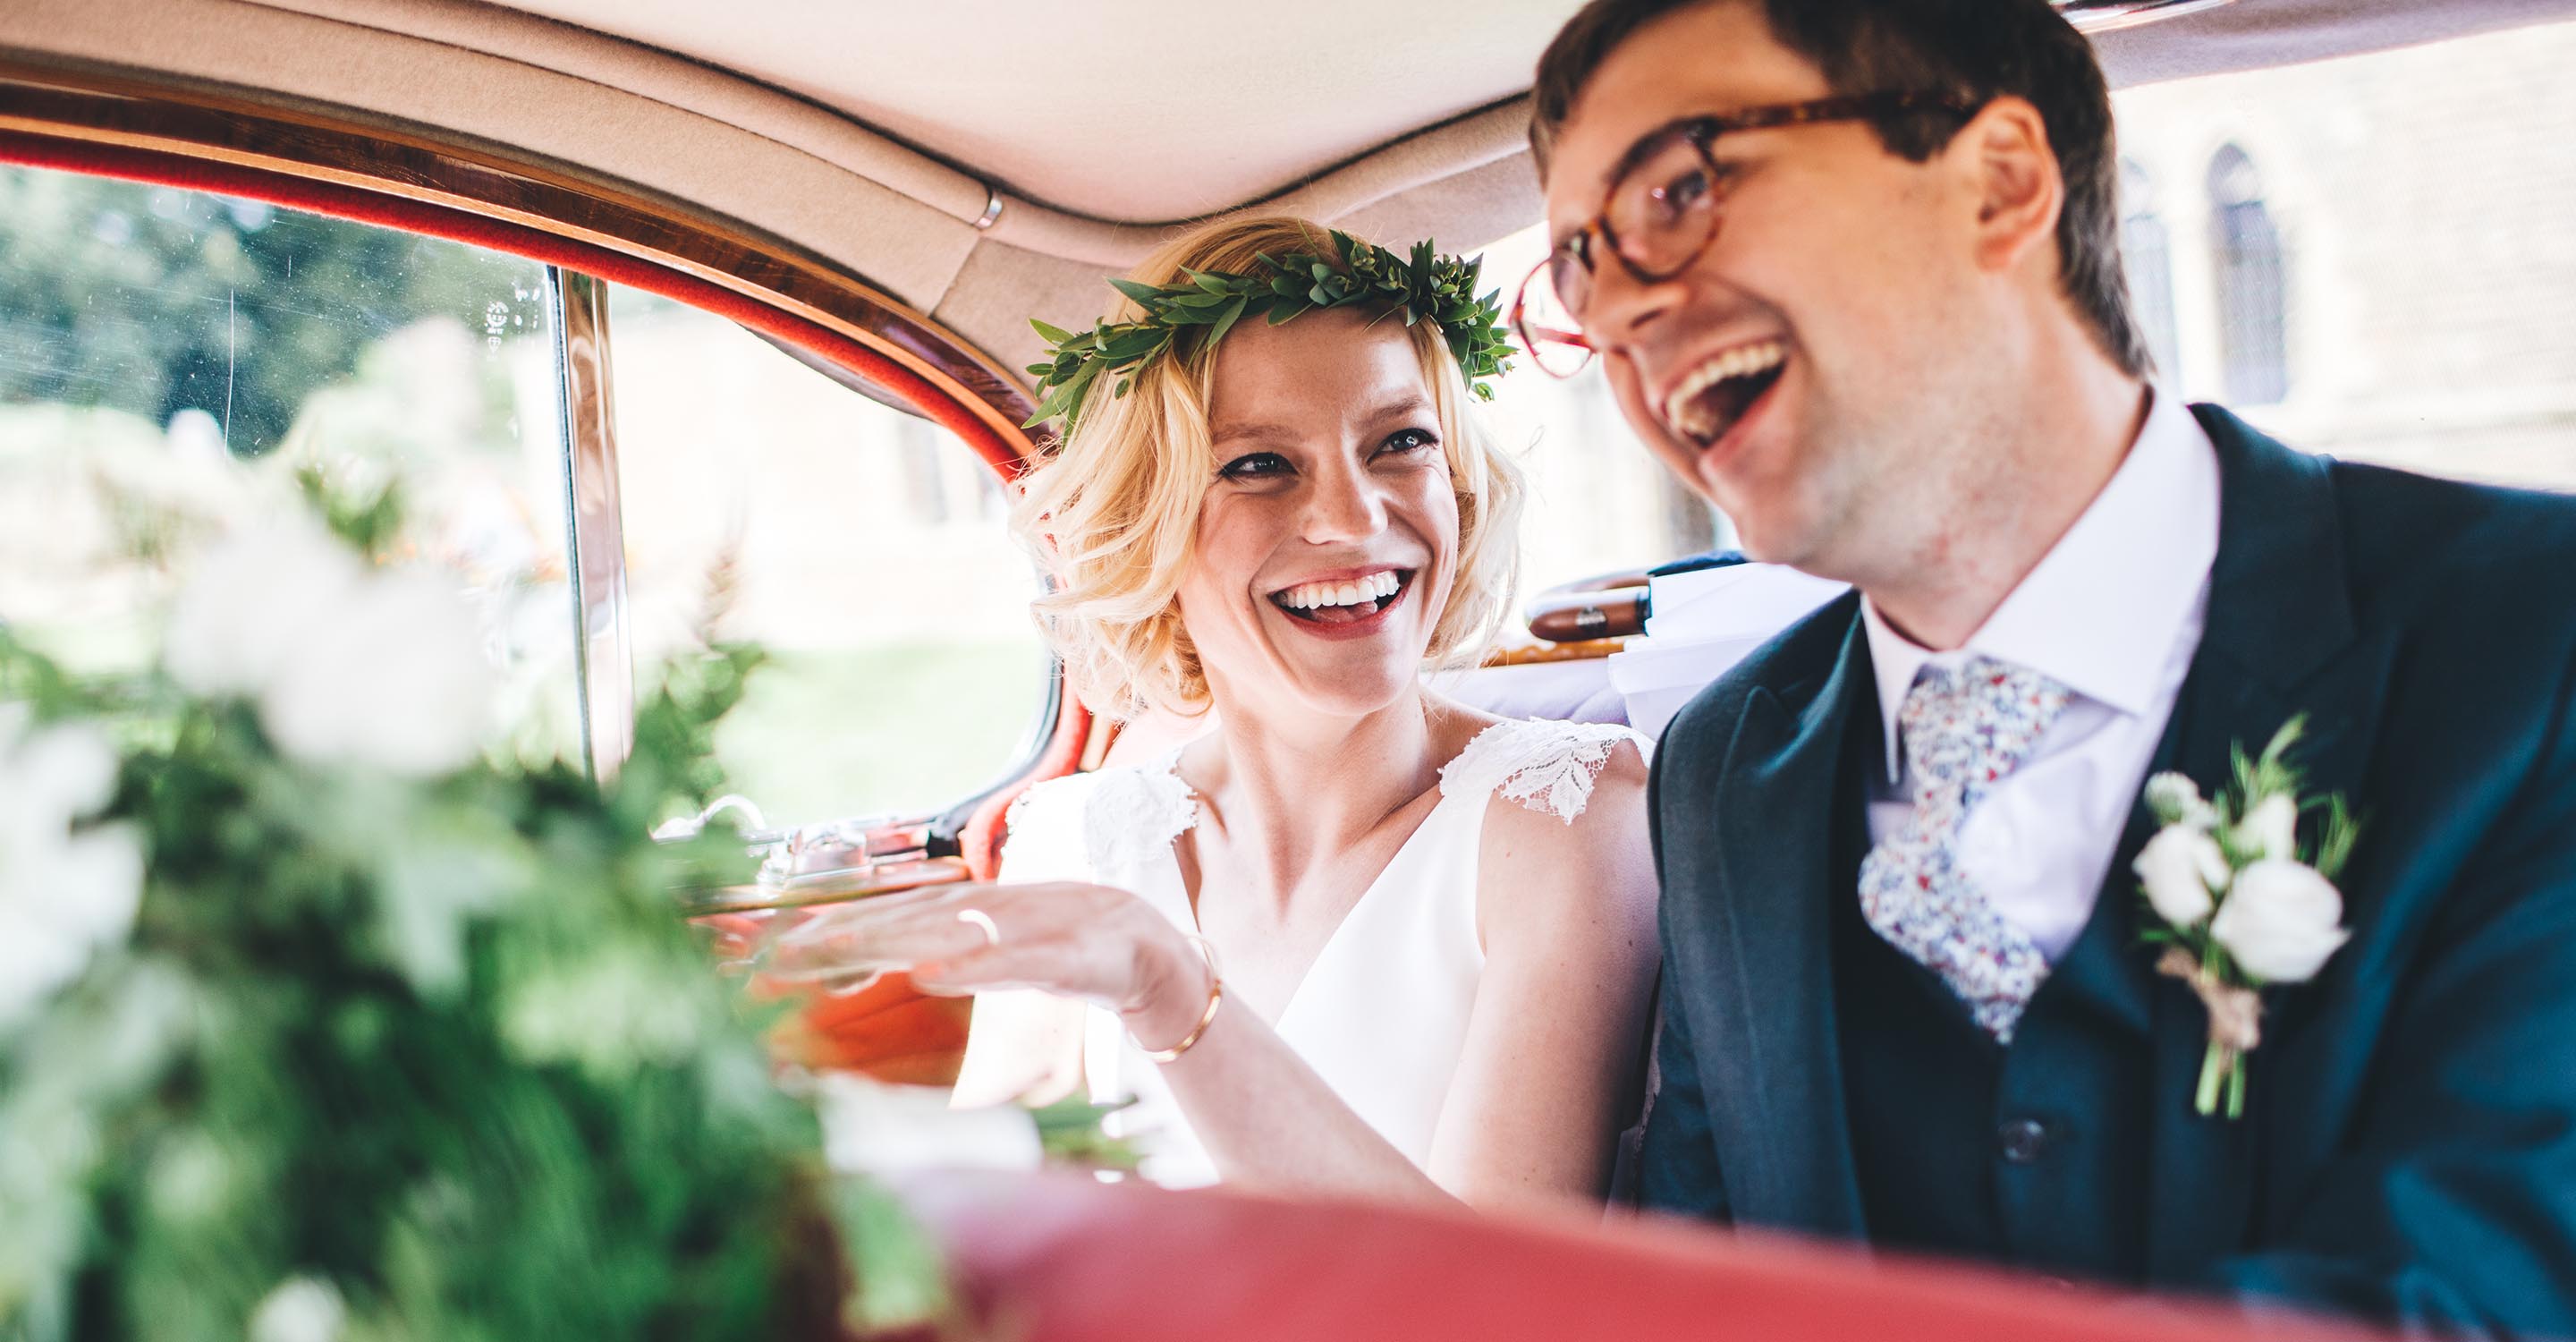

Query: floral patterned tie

[1858,654,2071,1042]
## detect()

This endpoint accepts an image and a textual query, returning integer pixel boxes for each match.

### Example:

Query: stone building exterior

[2111,21,2576,490]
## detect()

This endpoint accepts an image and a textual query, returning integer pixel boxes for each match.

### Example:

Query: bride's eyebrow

[1210,392,1434,446]
[1366,392,1436,423]
[1209,420,1298,448]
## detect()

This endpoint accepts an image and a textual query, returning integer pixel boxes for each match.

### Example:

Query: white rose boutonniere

[2212,860,2351,983]
[2134,825,2229,927]
[2236,792,2301,863]
[2131,716,2360,1119]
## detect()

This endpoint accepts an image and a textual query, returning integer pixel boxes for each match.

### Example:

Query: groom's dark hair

[1530,0,2149,378]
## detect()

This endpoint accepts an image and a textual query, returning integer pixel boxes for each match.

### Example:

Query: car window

[2111,21,2576,490]
[0,163,581,758]
[604,289,1048,827]
[1475,224,1735,599]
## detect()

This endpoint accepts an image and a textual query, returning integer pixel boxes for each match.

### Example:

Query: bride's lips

[1265,565,1417,643]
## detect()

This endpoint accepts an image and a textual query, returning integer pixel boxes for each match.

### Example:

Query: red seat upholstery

[898,1171,2365,1342]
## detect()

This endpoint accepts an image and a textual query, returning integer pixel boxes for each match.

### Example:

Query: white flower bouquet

[0,483,945,1338]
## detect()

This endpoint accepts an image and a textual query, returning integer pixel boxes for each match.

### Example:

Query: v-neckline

[1153,726,1494,1029]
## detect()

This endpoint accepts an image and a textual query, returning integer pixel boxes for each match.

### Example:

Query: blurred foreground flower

[247,1278,345,1342]
[1,488,947,1338]
[0,709,142,1028]
[164,518,493,776]
[817,1073,1045,1176]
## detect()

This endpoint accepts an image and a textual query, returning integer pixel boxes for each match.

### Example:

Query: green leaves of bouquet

[1024,231,1513,429]
[0,490,942,1338]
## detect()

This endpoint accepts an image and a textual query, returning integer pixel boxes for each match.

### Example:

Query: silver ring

[956,907,1000,947]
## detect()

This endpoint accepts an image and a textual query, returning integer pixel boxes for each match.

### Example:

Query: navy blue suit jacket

[1640,405,2576,1333]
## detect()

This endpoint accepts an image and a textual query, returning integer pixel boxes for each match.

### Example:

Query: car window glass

[604,289,1047,827]
[0,164,580,758]
[1477,223,1736,599]
[2112,21,2576,490]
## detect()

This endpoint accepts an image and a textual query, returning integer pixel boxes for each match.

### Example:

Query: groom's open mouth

[1267,566,1415,637]
[1657,338,1787,454]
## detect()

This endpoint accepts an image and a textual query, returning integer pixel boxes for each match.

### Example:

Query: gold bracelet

[1138,934,1224,1063]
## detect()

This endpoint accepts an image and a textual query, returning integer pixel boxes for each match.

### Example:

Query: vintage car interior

[4,0,2572,1335]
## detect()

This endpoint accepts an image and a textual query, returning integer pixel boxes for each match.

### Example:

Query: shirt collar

[1861,387,2222,781]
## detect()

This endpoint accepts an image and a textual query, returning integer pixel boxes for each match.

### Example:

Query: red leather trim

[901,1172,2368,1342]
[959,692,1093,879]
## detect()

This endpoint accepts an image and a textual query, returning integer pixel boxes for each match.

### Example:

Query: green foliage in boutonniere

[1023,231,1513,430]
[2133,716,2362,1118]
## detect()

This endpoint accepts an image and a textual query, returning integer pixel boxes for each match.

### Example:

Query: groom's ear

[1958,95,2065,279]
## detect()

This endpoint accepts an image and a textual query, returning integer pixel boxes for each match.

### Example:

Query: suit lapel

[2144,406,2397,1275]
[1705,601,1872,1237]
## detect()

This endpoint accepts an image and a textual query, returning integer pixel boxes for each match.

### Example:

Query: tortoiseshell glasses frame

[1513,90,1986,377]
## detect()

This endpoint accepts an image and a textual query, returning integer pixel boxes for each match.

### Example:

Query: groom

[1528,0,2576,1331]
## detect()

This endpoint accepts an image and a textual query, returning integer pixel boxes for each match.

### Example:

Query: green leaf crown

[1022,229,1513,430]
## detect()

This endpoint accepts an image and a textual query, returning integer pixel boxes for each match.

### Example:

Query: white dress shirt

[1862,389,2221,963]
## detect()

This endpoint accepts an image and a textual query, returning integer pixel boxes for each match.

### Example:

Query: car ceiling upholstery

[5,0,2572,397]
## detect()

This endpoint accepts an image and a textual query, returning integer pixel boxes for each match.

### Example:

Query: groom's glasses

[1513,91,1986,378]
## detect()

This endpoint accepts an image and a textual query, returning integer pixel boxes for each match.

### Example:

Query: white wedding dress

[989,716,1647,1188]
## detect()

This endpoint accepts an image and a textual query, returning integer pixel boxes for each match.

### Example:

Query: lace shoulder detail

[1000,756,1198,883]
[1437,718,1648,825]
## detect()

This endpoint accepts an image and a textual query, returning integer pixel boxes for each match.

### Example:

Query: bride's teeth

[1276,571,1403,611]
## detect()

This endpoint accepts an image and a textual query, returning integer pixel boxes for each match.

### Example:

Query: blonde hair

[1011,215,1526,722]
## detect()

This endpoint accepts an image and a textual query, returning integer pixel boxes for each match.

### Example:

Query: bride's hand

[761,880,1214,1047]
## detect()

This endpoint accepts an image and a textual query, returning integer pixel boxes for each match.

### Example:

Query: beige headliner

[5,0,2571,392]
[481,0,1594,226]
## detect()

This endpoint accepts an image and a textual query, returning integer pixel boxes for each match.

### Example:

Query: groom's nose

[1584,258,1689,360]
[1300,454,1388,543]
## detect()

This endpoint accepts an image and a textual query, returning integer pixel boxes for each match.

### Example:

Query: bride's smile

[1261,565,1418,645]
[1182,307,1459,718]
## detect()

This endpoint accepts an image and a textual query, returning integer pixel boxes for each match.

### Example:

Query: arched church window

[2207,144,2290,405]
[2118,158,2182,381]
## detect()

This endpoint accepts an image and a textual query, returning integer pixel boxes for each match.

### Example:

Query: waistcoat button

[1996,1117,2051,1164]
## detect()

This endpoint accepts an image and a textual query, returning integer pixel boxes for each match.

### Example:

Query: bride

[772,216,1657,1212]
